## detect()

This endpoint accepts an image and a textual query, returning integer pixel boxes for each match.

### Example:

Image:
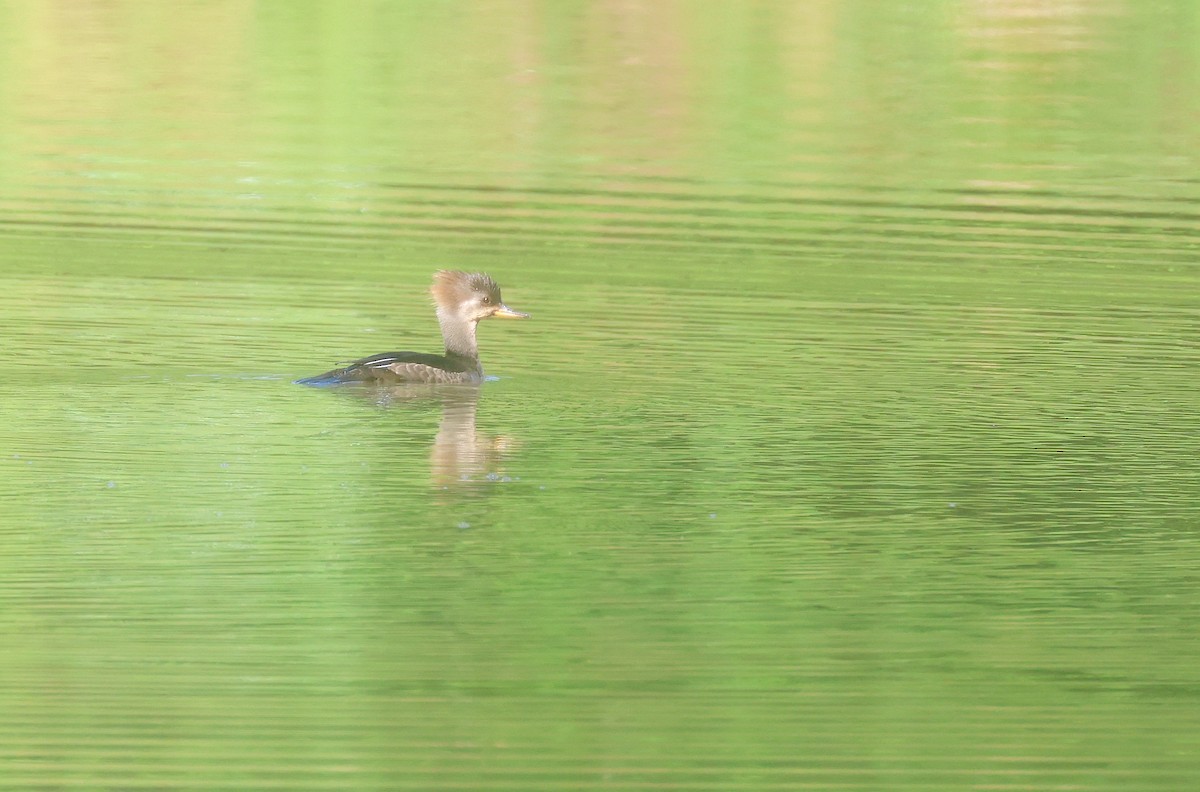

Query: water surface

[2,3,1199,790]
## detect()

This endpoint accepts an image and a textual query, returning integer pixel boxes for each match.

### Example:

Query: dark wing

[296,351,476,386]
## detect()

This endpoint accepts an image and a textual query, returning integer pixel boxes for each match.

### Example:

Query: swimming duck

[296,270,529,386]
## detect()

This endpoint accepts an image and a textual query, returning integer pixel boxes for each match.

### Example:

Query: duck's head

[432,270,529,323]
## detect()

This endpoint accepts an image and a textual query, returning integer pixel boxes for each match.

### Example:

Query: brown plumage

[296,270,529,386]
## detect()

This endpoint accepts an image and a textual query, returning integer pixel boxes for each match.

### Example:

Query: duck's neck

[437,308,479,361]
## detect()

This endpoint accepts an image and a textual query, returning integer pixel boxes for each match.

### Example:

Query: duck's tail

[294,371,347,387]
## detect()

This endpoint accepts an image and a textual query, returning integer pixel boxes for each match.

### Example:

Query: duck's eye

[481,295,492,305]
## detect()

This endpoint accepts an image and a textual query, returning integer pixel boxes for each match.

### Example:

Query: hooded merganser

[296,270,529,386]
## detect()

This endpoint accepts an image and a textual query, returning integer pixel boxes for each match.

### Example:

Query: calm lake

[2,2,1199,790]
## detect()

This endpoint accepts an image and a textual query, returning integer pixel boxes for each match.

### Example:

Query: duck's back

[295,351,482,386]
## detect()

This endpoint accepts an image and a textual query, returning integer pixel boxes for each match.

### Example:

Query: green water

[2,2,1200,790]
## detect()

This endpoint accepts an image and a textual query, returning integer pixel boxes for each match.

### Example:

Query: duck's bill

[493,304,530,319]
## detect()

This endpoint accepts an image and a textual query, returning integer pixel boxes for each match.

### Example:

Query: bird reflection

[334,384,519,493]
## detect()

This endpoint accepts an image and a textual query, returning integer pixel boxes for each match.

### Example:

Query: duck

[296,270,529,386]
